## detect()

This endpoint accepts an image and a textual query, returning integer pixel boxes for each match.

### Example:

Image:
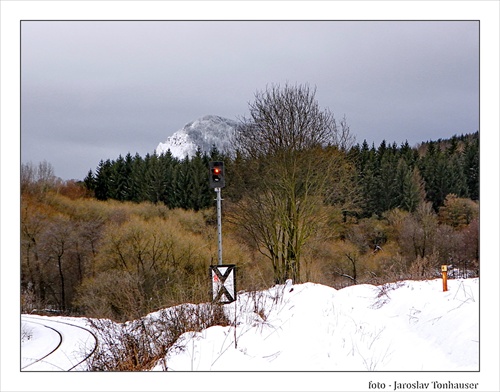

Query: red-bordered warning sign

[209,265,236,304]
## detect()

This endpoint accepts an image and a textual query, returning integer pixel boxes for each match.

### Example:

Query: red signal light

[209,161,225,188]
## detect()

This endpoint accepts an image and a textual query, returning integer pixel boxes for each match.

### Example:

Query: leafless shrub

[21,285,37,314]
[85,302,230,371]
[247,289,271,322]
[21,323,33,343]
[371,281,406,309]
[408,255,439,280]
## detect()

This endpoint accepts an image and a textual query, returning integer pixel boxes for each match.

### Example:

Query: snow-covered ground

[21,315,96,371]
[158,278,479,371]
[12,277,500,391]
[21,278,479,371]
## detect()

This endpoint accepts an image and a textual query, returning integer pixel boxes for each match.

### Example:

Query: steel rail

[21,315,98,371]
[21,318,63,370]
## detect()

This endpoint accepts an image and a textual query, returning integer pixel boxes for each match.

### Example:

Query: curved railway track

[21,315,98,371]
[21,318,64,370]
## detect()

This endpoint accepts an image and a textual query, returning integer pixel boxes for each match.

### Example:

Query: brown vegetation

[21,184,479,322]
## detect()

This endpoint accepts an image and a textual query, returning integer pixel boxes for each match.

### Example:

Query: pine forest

[21,130,479,322]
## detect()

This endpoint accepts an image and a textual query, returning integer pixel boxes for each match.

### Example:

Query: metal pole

[216,187,223,265]
[234,298,237,349]
[441,265,448,292]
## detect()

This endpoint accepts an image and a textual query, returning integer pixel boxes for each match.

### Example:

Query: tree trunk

[57,254,66,312]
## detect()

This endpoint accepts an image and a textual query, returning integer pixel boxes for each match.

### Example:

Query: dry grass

[85,303,230,371]
[23,192,479,322]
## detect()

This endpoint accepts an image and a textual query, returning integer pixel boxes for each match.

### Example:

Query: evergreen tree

[145,154,168,204]
[129,153,146,203]
[110,155,131,201]
[88,130,477,216]
[396,159,425,212]
[400,140,418,167]
[208,145,224,162]
[376,146,399,213]
[224,149,247,202]
[463,136,479,200]
[189,149,212,211]
[94,159,113,201]
[447,153,469,198]
[419,142,441,210]
[83,169,96,192]
[158,150,177,207]
[172,157,195,209]
[355,141,377,216]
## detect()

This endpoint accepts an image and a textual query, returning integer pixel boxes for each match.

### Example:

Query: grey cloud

[21,20,478,180]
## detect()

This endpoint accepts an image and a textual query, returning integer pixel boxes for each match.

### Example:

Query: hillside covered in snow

[157,278,479,372]
[156,115,238,159]
[21,278,479,373]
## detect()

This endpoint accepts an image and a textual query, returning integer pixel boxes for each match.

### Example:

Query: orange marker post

[441,265,448,292]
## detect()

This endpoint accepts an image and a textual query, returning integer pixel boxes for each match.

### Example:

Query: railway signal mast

[209,161,225,265]
[208,161,236,348]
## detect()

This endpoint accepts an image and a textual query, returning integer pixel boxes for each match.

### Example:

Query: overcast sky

[21,20,479,180]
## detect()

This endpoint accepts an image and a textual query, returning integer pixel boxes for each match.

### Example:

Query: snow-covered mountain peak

[156,115,239,159]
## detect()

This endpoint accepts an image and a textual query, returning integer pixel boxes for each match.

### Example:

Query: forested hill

[347,131,479,216]
[417,131,478,154]
[83,131,478,218]
[21,131,479,319]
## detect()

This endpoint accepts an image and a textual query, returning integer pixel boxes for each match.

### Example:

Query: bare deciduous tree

[236,84,352,158]
[21,161,60,195]
[40,215,73,311]
[232,83,355,284]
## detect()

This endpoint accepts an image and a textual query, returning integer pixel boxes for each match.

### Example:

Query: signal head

[209,161,225,188]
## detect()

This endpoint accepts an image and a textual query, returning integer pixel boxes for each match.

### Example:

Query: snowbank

[157,278,479,371]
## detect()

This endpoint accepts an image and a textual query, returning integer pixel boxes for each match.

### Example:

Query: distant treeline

[21,131,479,319]
[84,132,478,217]
[84,148,225,211]
[349,132,479,216]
